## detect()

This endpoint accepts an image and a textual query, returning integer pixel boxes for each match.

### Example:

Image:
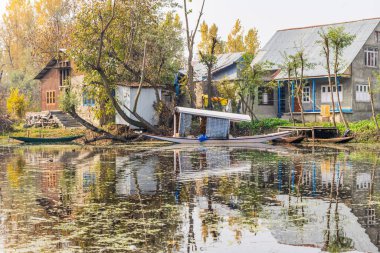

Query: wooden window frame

[46,91,56,105]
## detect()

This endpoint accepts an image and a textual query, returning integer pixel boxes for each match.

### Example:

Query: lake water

[0,144,379,252]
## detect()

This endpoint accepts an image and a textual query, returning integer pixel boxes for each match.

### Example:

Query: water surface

[0,144,379,252]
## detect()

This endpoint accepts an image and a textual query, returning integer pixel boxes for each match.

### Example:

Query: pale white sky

[1,0,380,46]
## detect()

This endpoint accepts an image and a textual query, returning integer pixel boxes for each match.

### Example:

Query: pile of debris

[25,111,59,128]
[0,115,13,132]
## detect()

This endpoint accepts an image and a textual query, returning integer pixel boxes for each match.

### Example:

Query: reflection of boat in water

[144,107,292,144]
[174,148,252,181]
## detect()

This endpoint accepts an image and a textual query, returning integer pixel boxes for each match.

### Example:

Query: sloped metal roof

[191,52,244,82]
[252,18,380,80]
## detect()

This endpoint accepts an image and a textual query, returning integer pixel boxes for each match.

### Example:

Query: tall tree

[244,28,259,55]
[369,76,379,132]
[198,21,224,54]
[226,19,245,53]
[280,52,295,125]
[291,48,314,126]
[198,23,220,109]
[69,0,183,134]
[183,0,206,107]
[318,29,337,127]
[328,26,355,130]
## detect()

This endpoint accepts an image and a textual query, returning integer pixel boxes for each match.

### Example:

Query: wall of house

[251,87,278,119]
[40,66,60,111]
[115,85,161,129]
[71,74,101,126]
[280,77,353,121]
[351,22,380,121]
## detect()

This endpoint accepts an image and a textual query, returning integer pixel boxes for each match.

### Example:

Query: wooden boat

[272,135,305,144]
[312,136,354,144]
[145,131,292,145]
[144,107,293,145]
[10,135,84,144]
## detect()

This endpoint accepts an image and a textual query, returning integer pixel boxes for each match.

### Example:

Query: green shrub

[238,118,291,134]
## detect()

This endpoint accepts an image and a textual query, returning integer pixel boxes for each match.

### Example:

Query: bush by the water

[238,118,291,134]
[238,116,380,142]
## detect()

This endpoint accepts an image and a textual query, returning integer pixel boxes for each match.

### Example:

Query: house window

[60,68,70,87]
[302,85,311,103]
[83,91,95,106]
[258,87,274,105]
[321,85,343,103]
[364,48,378,67]
[366,208,376,226]
[376,32,380,43]
[356,84,370,102]
[46,91,56,104]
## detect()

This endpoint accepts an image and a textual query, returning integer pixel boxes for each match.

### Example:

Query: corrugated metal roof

[252,18,380,80]
[190,52,244,82]
[175,106,251,122]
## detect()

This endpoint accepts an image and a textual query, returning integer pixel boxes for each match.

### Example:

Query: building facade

[34,52,99,126]
[253,18,380,122]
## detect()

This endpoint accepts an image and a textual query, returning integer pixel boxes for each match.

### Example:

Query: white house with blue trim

[253,18,380,122]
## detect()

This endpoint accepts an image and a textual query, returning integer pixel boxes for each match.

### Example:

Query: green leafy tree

[70,0,183,134]
[198,22,222,109]
[328,26,355,130]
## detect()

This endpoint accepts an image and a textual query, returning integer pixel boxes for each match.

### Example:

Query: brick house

[34,51,99,126]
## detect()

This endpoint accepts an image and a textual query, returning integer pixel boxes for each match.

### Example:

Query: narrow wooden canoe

[10,135,84,144]
[312,136,354,144]
[272,136,305,144]
[144,131,293,145]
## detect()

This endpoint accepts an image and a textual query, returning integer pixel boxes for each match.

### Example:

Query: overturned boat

[144,107,292,145]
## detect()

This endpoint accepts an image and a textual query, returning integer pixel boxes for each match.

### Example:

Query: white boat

[144,107,292,145]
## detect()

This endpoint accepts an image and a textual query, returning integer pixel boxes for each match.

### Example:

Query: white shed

[115,82,161,129]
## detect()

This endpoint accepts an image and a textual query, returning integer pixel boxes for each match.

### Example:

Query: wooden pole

[173,113,177,137]
[368,77,379,132]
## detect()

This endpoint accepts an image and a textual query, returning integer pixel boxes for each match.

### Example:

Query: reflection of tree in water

[323,155,354,252]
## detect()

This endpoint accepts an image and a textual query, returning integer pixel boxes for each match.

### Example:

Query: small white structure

[115,82,161,129]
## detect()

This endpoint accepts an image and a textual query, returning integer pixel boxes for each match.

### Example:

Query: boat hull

[144,131,293,144]
[272,136,305,144]
[313,136,354,144]
[10,135,84,144]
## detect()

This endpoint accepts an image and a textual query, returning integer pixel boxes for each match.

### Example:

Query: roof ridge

[278,17,380,32]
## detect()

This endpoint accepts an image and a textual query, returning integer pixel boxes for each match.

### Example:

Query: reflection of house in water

[264,195,378,252]
[115,156,159,196]
[350,165,380,251]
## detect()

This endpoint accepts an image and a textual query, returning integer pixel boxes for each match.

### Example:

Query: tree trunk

[333,47,349,130]
[287,75,295,125]
[239,92,258,121]
[334,74,349,129]
[368,77,379,132]
[207,66,212,109]
[67,107,134,143]
[321,38,336,127]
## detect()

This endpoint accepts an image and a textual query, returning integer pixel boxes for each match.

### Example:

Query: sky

[1,0,380,46]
